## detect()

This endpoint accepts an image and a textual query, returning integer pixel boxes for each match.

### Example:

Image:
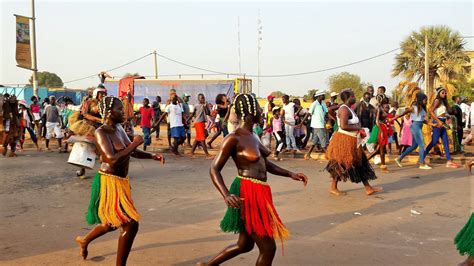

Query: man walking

[304,91,328,160]
[44,96,64,152]
[182,93,192,147]
[281,95,299,154]
[189,93,212,158]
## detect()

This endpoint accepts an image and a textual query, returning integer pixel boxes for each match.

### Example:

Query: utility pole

[424,34,429,98]
[257,10,262,97]
[31,0,38,96]
[237,16,242,75]
[153,50,158,79]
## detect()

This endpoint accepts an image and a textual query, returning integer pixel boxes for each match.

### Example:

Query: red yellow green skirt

[220,176,289,241]
[86,171,140,227]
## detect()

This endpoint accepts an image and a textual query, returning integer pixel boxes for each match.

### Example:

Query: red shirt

[139,106,154,128]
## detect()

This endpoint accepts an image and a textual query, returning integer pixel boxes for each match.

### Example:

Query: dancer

[207,94,229,149]
[198,94,307,266]
[189,93,212,158]
[453,160,474,266]
[270,106,284,161]
[325,89,382,196]
[367,96,391,172]
[1,94,20,157]
[392,92,432,169]
[75,96,164,265]
[424,87,460,168]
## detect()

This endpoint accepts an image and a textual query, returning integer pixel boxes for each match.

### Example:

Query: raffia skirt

[455,213,474,256]
[220,176,289,241]
[86,171,140,227]
[325,132,377,183]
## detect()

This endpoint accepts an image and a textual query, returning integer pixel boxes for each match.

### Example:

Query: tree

[303,89,318,101]
[392,26,470,97]
[270,91,285,98]
[29,71,63,87]
[123,72,140,78]
[327,72,365,99]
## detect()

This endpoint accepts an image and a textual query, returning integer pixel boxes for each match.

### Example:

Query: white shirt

[309,100,328,129]
[283,102,296,124]
[470,103,474,128]
[165,104,183,128]
[461,103,471,128]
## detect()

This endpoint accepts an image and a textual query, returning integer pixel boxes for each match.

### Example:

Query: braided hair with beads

[233,93,260,121]
[98,96,122,123]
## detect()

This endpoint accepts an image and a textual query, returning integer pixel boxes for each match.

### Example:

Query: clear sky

[1,0,472,97]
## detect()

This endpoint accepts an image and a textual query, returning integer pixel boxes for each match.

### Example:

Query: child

[399,114,413,155]
[271,107,284,161]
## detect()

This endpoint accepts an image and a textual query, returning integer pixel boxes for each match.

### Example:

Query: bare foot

[380,166,390,173]
[366,187,383,196]
[330,189,347,196]
[458,256,474,266]
[75,236,88,260]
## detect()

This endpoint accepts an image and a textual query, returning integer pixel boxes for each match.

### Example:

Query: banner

[15,15,32,69]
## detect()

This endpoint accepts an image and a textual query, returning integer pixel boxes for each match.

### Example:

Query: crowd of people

[2,82,474,265]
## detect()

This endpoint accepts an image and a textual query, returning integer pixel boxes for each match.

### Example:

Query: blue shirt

[411,106,426,122]
[309,100,328,129]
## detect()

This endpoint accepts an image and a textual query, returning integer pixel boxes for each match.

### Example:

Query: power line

[63,52,153,84]
[155,48,401,78]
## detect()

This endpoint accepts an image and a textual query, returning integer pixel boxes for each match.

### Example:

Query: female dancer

[207,94,229,149]
[454,160,474,266]
[424,87,460,168]
[393,93,432,169]
[199,94,308,266]
[325,89,382,196]
[367,97,391,172]
[75,96,164,266]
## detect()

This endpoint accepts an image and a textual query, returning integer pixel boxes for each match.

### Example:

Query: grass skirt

[455,213,474,256]
[325,132,377,183]
[70,120,96,136]
[220,176,289,241]
[86,171,140,227]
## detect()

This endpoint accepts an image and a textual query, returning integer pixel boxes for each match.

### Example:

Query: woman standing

[424,87,460,168]
[325,89,382,196]
[75,96,164,265]
[208,94,229,149]
[454,161,474,266]
[393,93,432,169]
[199,94,307,265]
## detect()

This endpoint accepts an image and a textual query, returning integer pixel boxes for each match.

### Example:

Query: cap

[330,92,339,97]
[93,87,107,98]
[18,100,28,107]
[314,91,326,97]
[183,93,191,98]
[267,95,275,100]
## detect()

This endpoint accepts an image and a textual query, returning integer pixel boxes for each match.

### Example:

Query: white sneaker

[395,158,403,168]
[419,164,432,170]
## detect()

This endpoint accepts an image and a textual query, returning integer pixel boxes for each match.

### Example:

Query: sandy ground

[0,145,472,265]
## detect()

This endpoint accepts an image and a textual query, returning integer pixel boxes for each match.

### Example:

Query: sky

[0,0,472,97]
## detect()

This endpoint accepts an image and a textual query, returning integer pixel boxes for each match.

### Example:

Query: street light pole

[31,0,38,96]
[424,34,429,97]
[153,50,158,79]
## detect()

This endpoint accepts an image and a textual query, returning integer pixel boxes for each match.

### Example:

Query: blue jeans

[142,127,151,146]
[285,124,297,150]
[399,121,425,164]
[424,120,451,161]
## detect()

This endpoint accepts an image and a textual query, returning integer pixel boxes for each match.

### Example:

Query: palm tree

[392,26,470,97]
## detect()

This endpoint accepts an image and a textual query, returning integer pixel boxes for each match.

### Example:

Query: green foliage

[122,72,140,78]
[29,71,63,87]
[303,89,318,101]
[327,72,366,99]
[392,25,469,94]
[452,78,474,102]
[270,91,285,98]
